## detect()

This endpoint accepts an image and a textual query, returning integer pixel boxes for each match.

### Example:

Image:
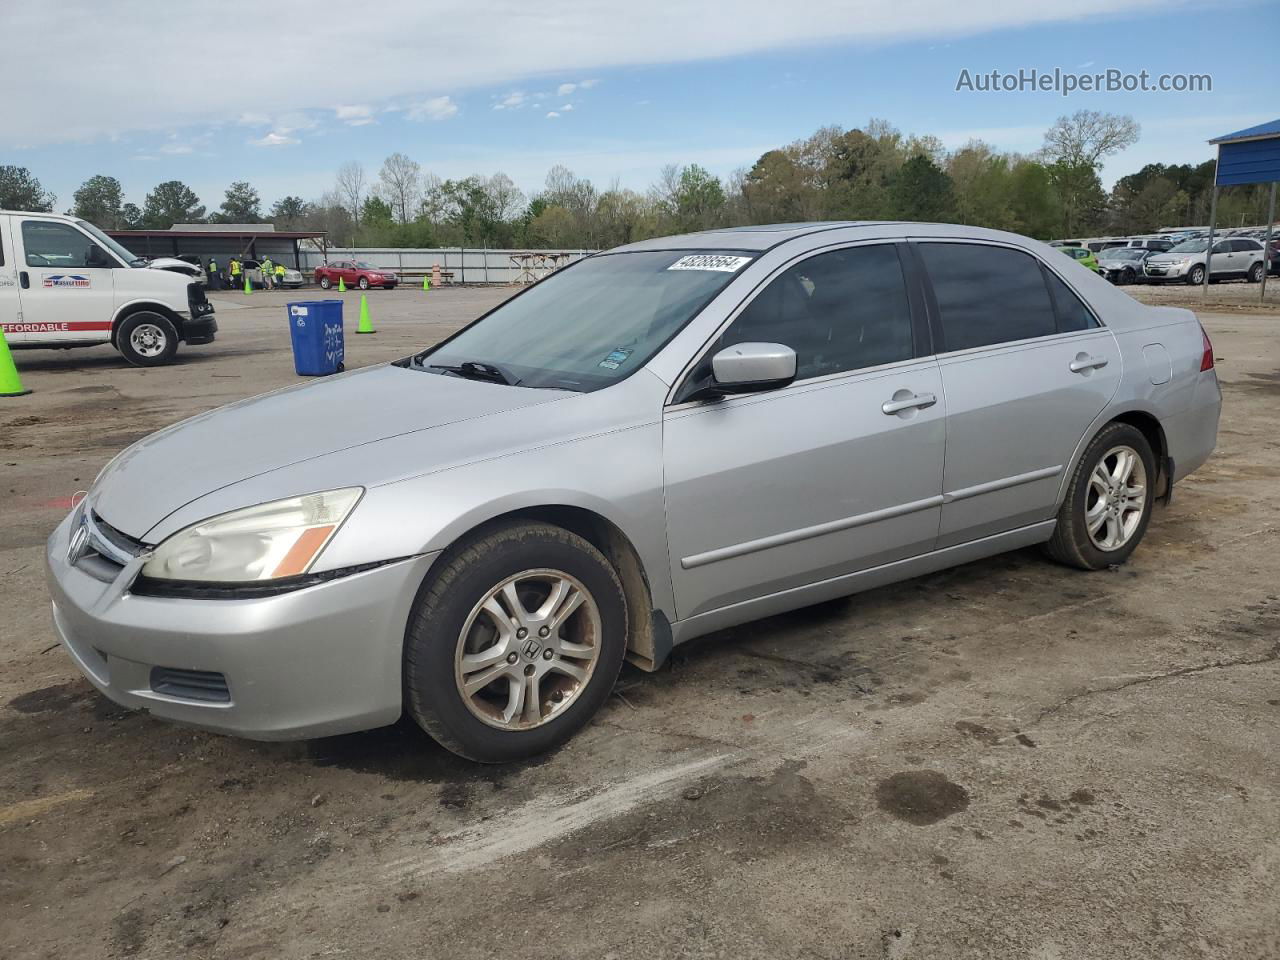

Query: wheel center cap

[521,638,542,660]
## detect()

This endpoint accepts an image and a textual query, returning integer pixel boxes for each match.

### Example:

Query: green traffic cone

[356,293,375,334]
[338,276,346,293]
[423,275,430,292]
[0,326,32,397]
[243,274,252,294]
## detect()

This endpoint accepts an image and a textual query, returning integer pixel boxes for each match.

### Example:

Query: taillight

[1199,325,1214,372]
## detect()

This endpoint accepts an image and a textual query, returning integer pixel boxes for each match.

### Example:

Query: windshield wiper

[425,360,518,385]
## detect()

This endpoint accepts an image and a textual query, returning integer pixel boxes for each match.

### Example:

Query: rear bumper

[1167,370,1222,484]
[45,510,438,740]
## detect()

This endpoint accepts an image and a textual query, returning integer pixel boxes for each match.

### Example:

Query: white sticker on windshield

[667,254,752,273]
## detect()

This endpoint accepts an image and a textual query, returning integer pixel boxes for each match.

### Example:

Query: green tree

[120,202,144,229]
[1007,161,1062,239]
[946,143,1012,228]
[361,195,394,225]
[889,154,956,221]
[270,196,310,229]
[673,164,725,231]
[0,165,55,211]
[1048,161,1106,236]
[71,175,125,228]
[216,181,262,222]
[143,181,205,228]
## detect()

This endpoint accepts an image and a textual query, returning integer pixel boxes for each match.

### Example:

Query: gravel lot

[2,286,1277,959]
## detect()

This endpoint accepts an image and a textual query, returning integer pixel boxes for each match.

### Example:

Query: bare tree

[377,152,421,224]
[419,172,445,223]
[334,161,367,230]
[1042,110,1141,168]
[484,172,525,223]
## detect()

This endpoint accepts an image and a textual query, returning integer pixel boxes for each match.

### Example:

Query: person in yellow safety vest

[274,262,286,287]
[229,258,241,287]
[261,257,274,290]
[207,257,220,290]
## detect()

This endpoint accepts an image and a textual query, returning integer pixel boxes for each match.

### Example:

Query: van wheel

[117,312,179,366]
[1045,422,1156,571]
[404,522,628,763]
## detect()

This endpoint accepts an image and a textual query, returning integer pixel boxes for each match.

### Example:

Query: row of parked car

[148,256,403,291]
[1055,233,1278,286]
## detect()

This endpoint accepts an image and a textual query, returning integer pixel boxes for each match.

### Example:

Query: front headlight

[141,488,363,583]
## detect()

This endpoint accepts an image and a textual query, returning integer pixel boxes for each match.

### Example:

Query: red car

[314,260,399,290]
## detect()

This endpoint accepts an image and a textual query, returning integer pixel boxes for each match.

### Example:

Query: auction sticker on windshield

[667,254,752,272]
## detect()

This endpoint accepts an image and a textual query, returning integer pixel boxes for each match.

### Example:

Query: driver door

[13,218,116,342]
[662,243,945,621]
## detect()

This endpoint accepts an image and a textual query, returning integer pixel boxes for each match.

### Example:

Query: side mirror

[86,244,110,268]
[683,342,797,403]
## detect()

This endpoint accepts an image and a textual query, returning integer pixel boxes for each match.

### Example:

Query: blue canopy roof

[1210,118,1280,145]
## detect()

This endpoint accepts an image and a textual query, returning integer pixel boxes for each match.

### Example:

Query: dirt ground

[2,285,1278,960]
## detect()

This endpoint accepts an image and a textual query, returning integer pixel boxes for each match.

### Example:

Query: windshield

[415,250,753,392]
[1169,239,1208,253]
[77,219,143,266]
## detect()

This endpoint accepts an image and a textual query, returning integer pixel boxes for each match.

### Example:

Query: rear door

[0,218,24,343]
[914,241,1121,549]
[12,218,116,344]
[663,242,945,620]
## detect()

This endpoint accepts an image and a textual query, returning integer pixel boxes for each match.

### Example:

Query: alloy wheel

[1085,445,1147,551]
[454,569,602,730]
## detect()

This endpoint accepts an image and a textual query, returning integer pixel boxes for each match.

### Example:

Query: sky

[2,0,1273,214]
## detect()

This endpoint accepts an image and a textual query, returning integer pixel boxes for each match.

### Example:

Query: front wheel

[404,522,628,762]
[358,276,370,290]
[1045,423,1156,570]
[117,311,179,367]
[319,276,331,289]
[1186,264,1205,285]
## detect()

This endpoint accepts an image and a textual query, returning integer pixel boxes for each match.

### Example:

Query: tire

[404,522,628,762]
[1186,264,1205,285]
[1247,262,1264,283]
[1045,422,1156,571]
[116,311,179,367]
[319,276,331,290]
[358,276,370,290]
[1121,268,1135,286]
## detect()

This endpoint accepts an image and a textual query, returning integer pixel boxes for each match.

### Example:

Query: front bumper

[182,314,218,345]
[1144,262,1190,282]
[44,510,438,740]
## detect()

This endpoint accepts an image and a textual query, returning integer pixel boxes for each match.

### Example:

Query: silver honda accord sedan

[45,222,1221,762]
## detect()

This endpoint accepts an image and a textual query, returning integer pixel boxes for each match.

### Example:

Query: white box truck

[0,210,216,366]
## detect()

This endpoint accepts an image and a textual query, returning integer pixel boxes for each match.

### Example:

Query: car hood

[92,364,571,539]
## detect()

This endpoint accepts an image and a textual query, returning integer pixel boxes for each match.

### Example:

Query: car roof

[613,221,902,252]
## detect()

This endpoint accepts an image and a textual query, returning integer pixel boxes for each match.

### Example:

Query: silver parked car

[1144,237,1267,285]
[46,222,1221,762]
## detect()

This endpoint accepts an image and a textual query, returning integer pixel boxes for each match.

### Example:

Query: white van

[0,210,216,366]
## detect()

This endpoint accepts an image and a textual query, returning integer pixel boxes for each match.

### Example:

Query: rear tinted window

[919,243,1057,351]
[1043,268,1099,333]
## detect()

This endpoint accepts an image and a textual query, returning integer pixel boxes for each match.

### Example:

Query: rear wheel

[1187,264,1205,285]
[1045,423,1156,570]
[1247,262,1264,283]
[404,522,628,762]
[117,312,179,367]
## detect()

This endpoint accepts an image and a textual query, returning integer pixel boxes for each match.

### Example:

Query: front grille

[188,282,214,316]
[150,667,231,703]
[71,511,147,582]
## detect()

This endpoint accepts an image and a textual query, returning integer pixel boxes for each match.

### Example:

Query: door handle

[19,271,29,289]
[1069,355,1108,373]
[881,391,937,415]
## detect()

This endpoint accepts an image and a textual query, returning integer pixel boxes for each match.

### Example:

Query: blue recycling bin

[286,300,344,376]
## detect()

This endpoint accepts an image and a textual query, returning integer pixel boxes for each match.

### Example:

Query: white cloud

[493,90,527,111]
[556,82,577,96]
[0,0,1193,147]
[159,142,194,155]
[545,111,561,119]
[406,95,458,121]
[237,111,271,127]
[335,104,375,126]
[250,131,300,147]
[560,103,574,111]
